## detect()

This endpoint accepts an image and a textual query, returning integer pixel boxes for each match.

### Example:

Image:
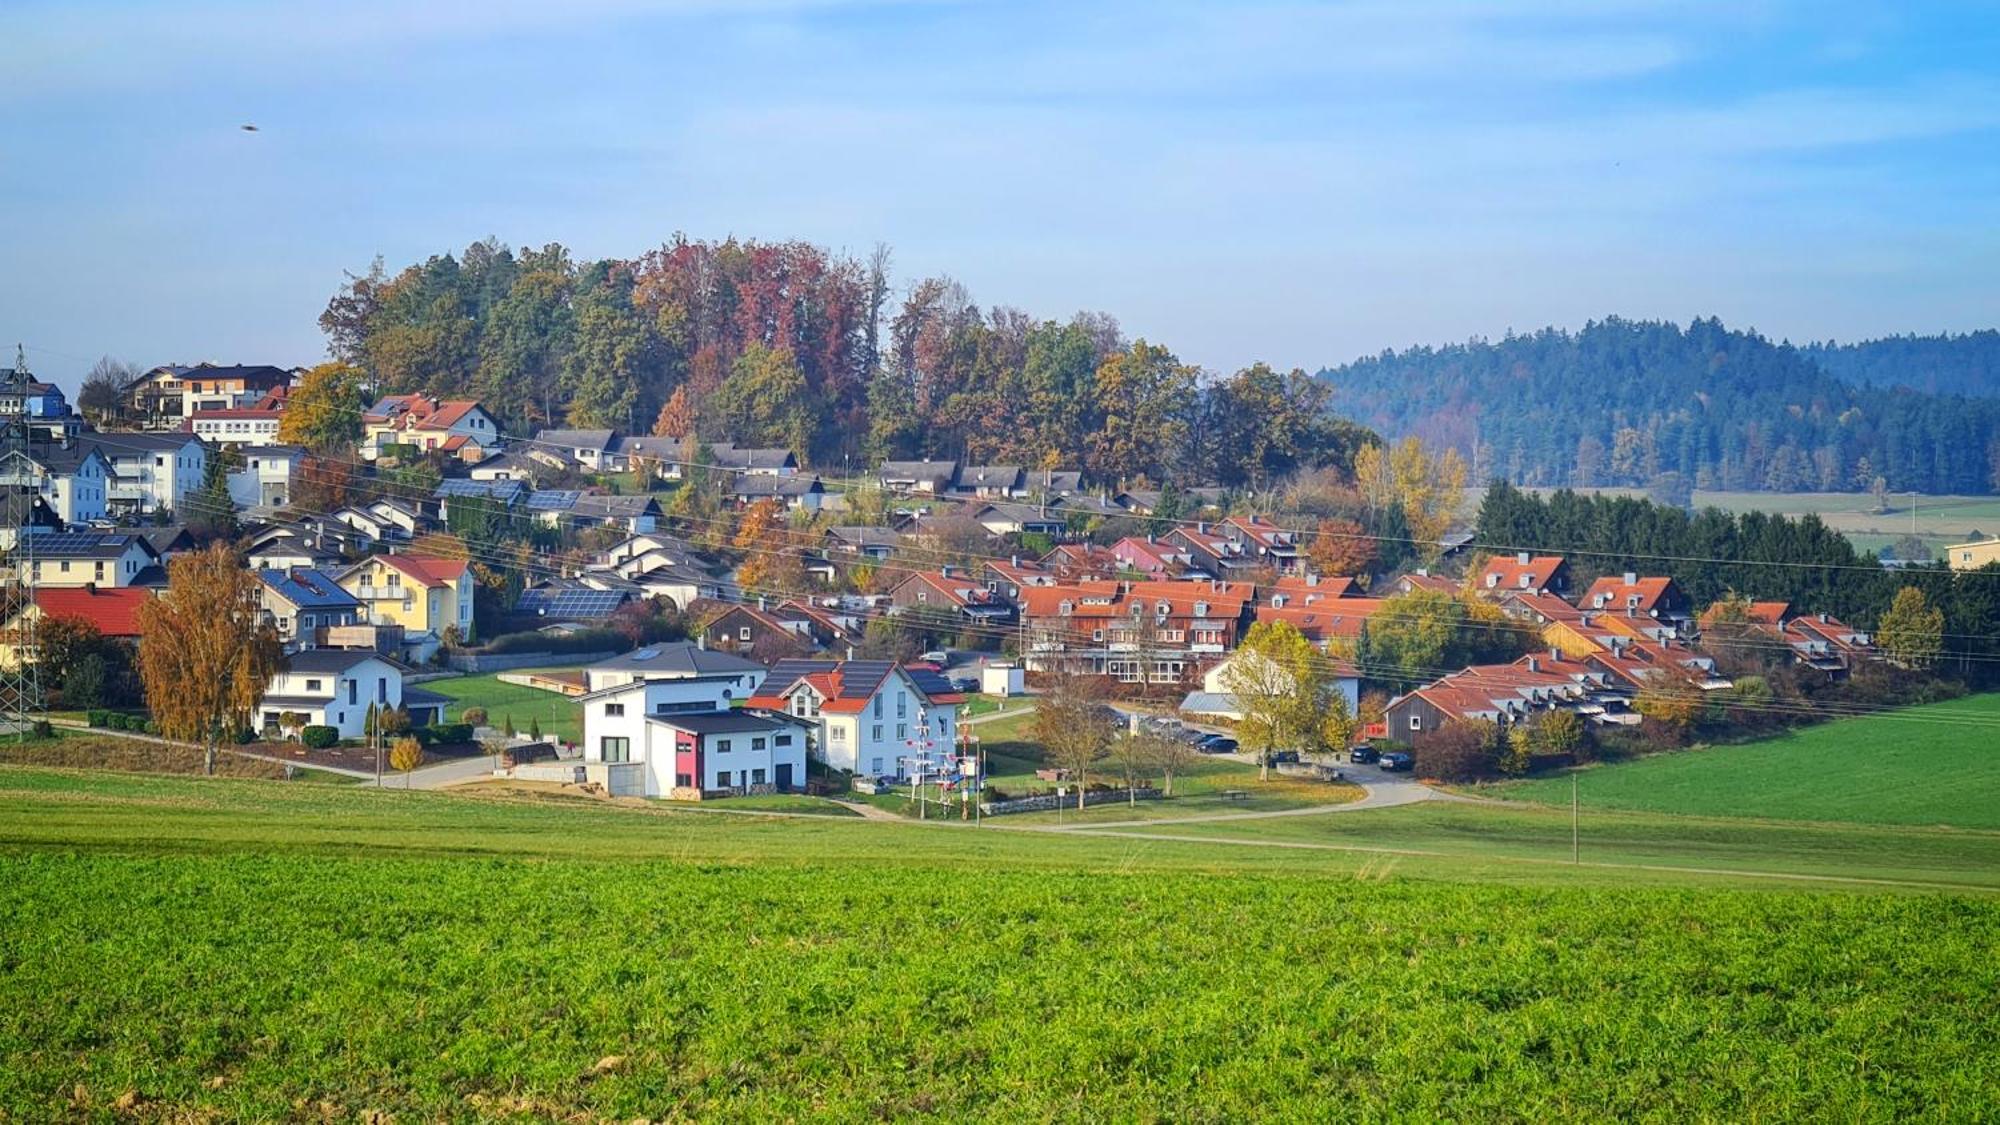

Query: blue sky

[3,1,1997,391]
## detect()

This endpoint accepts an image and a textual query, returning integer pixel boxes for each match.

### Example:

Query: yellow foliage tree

[277,361,367,452]
[135,544,283,775]
[734,499,807,597]
[1353,436,1467,555]
[389,736,424,783]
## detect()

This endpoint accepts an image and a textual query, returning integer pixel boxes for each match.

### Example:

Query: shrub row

[85,711,158,735]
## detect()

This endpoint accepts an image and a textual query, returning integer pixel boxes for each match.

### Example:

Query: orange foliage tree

[135,544,283,774]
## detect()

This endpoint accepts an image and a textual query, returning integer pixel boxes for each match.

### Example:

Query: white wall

[262,658,402,737]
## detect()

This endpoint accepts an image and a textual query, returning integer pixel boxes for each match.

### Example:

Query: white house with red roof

[361,395,502,462]
[745,659,964,779]
[1476,553,1571,597]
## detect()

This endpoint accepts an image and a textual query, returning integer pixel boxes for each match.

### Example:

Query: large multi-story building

[745,659,964,780]
[1018,579,1254,685]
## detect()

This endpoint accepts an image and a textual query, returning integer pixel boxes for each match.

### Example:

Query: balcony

[351,585,406,601]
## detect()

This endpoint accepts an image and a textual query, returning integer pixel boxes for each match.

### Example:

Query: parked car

[920,650,951,665]
[1378,751,1414,772]
[1270,750,1301,764]
[1348,746,1381,765]
[950,676,980,694]
[1199,736,1238,754]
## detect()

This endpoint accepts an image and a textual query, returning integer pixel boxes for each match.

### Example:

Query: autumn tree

[1307,517,1378,579]
[734,499,808,596]
[1219,619,1351,780]
[389,736,424,784]
[652,384,694,438]
[1135,727,1198,797]
[705,344,814,459]
[1032,673,1118,810]
[1633,670,1705,733]
[1353,436,1467,555]
[291,455,354,514]
[278,361,368,452]
[135,545,283,774]
[1088,339,1196,484]
[1877,585,1944,670]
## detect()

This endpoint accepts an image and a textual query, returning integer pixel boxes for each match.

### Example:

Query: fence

[979,787,1163,816]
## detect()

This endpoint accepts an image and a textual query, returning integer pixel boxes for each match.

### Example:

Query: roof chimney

[696,633,706,650]
[1517,551,1530,565]
[1623,571,1638,586]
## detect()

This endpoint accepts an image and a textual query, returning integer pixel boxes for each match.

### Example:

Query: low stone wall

[668,783,780,801]
[1275,762,1345,782]
[510,762,586,784]
[980,787,1163,816]
[446,650,617,674]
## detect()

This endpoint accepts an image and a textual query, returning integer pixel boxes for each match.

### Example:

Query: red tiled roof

[1698,600,1790,629]
[35,587,151,637]
[1396,572,1458,594]
[1255,599,1384,642]
[1503,591,1585,623]
[1265,573,1356,603]
[1479,555,1565,591]
[1579,575,1677,614]
[1021,579,1251,621]
[372,554,469,587]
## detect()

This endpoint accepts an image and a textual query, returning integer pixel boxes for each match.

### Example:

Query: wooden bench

[1220,789,1249,802]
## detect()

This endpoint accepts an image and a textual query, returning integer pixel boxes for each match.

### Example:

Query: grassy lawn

[423,668,584,743]
[0,768,1997,1119]
[696,793,861,817]
[1512,487,2000,554]
[1483,693,2000,830]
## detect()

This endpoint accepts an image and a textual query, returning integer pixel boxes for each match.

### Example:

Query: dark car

[950,676,980,694]
[1269,750,1301,764]
[1348,746,1380,765]
[1199,735,1238,754]
[1378,751,1414,772]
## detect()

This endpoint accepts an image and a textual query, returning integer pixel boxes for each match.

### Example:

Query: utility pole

[1571,773,1579,864]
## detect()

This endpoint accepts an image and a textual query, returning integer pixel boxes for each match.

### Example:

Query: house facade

[256,650,441,738]
[25,532,157,588]
[361,396,501,461]
[188,407,283,446]
[579,674,806,798]
[80,432,207,516]
[336,554,475,653]
[257,567,363,652]
[745,659,964,779]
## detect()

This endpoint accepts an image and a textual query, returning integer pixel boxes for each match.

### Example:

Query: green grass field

[423,669,584,743]
[1512,487,2000,555]
[2,767,1997,1119]
[1489,694,2000,830]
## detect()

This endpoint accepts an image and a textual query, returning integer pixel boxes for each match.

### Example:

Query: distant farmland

[1503,488,2000,556]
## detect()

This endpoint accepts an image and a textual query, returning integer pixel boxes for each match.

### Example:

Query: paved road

[1044,772,1437,830]
[397,753,504,790]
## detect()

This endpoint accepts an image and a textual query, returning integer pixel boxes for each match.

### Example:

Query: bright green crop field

[3,768,1998,1119]
[1490,694,2000,830]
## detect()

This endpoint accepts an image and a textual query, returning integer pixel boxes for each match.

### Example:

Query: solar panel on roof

[527,490,582,510]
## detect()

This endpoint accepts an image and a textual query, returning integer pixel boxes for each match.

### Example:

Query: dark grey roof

[954,465,1023,489]
[733,475,823,497]
[589,641,762,677]
[285,649,397,674]
[402,686,452,707]
[259,567,361,610]
[76,431,203,456]
[139,526,196,555]
[826,526,902,548]
[435,478,525,502]
[709,443,798,471]
[533,428,617,452]
[613,435,681,458]
[878,460,958,483]
[647,710,794,735]
[572,493,662,519]
[27,531,156,560]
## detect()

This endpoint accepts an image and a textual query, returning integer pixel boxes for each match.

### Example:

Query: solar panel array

[526,490,583,511]
[518,585,629,620]
[903,666,958,700]
[435,478,522,499]
[29,531,134,556]
[835,660,894,699]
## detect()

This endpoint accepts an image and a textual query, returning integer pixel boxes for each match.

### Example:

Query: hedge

[299,725,339,749]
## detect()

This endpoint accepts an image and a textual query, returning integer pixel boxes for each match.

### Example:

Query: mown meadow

[2,767,1998,1119]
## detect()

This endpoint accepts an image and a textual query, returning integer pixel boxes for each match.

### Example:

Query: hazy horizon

[5,0,1997,392]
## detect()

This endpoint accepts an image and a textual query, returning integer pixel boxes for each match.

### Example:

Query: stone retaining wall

[980,787,1163,816]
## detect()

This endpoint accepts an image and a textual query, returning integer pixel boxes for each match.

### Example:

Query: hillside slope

[1801,330,2000,397]
[1320,317,2000,494]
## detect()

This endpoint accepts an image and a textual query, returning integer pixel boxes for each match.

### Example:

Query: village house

[529,428,618,472]
[968,500,1066,538]
[982,556,1056,601]
[242,518,368,571]
[228,444,303,510]
[1389,570,1459,595]
[1578,572,1691,629]
[1039,542,1119,581]
[579,672,806,798]
[745,659,964,779]
[1164,524,1258,579]
[360,395,501,462]
[1696,600,1874,678]
[1019,578,1253,684]
[256,649,445,739]
[1253,597,1386,652]
[1220,515,1304,574]
[1111,536,1192,577]
[22,531,160,589]
[187,405,284,447]
[888,568,1017,628]
[467,450,542,483]
[706,442,798,477]
[335,554,475,658]
[582,641,766,695]
[124,362,292,424]
[1181,649,1360,724]
[1477,553,1571,597]
[824,525,901,561]
[948,465,1025,499]
[77,431,207,516]
[0,585,151,670]
[728,474,824,511]
[514,578,637,624]
[699,601,819,662]
[257,567,363,653]
[0,444,111,525]
[1944,536,2000,571]
[877,460,959,494]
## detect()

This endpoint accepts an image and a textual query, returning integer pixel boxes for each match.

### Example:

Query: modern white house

[578,674,807,798]
[256,649,446,738]
[1178,650,1361,724]
[228,444,303,509]
[256,567,363,652]
[581,642,765,696]
[79,432,207,516]
[746,659,965,779]
[0,446,112,526]
[187,407,284,446]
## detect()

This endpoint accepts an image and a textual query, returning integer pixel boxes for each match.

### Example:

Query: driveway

[1034,769,1438,831]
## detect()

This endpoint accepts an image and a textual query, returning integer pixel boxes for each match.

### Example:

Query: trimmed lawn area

[1485,693,2000,830]
[423,669,584,744]
[695,793,861,817]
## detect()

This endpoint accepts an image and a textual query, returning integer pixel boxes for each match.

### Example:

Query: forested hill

[1799,331,2000,397]
[1318,317,2000,495]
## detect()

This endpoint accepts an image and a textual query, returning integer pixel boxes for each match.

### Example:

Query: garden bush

[86,710,109,728]
[299,725,339,750]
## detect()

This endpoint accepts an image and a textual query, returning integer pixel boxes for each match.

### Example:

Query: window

[715,770,731,787]
[600,737,630,763]
[305,678,323,692]
[1409,715,1423,731]
[348,681,358,705]
[675,772,692,787]
[831,725,846,743]
[604,703,625,717]
[872,695,882,718]
[896,723,906,740]
[715,738,732,752]
[896,693,907,718]
[751,736,767,751]
[775,734,792,746]
[752,768,767,784]
[870,757,883,774]
[738,626,751,641]
[872,724,883,741]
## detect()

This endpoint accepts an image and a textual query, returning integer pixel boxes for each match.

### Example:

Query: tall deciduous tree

[1877,586,1944,670]
[278,362,368,452]
[1307,517,1378,579]
[78,356,135,424]
[1033,674,1118,810]
[1088,339,1196,484]
[1219,619,1350,780]
[1353,436,1467,554]
[135,545,282,775]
